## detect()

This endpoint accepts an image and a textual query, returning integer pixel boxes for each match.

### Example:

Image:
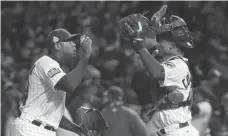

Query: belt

[157,122,189,135]
[32,120,56,132]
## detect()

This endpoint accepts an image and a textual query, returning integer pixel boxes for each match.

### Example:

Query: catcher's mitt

[117,13,150,39]
[75,106,108,136]
[117,5,167,40]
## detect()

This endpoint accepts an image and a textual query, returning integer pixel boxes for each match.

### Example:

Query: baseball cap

[46,28,81,48]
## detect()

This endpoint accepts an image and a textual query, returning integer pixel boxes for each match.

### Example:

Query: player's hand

[145,5,167,49]
[79,35,92,59]
[150,5,167,23]
[132,38,146,53]
[148,5,167,37]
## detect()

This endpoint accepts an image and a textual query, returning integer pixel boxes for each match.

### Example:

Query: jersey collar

[161,55,188,64]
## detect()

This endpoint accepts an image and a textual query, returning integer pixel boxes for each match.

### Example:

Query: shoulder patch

[164,62,175,69]
[47,68,61,78]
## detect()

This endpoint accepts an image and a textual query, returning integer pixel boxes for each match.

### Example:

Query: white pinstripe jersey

[20,55,66,129]
[152,56,192,129]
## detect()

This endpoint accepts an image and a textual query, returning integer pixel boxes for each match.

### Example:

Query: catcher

[117,5,199,136]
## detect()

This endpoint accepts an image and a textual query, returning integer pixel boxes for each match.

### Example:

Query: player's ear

[54,43,61,51]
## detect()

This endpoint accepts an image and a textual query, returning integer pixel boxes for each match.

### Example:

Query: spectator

[209,92,228,136]
[192,69,222,136]
[101,86,148,136]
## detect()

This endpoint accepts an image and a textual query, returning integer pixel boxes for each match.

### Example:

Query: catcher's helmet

[156,15,194,48]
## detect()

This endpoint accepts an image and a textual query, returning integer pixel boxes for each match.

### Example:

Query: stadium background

[1,1,228,136]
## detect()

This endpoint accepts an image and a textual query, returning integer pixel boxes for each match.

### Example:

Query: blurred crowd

[1,1,228,136]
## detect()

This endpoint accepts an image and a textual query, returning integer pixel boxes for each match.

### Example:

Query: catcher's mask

[156,15,194,48]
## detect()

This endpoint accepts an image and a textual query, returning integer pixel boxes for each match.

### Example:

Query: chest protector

[148,57,193,117]
[148,81,193,117]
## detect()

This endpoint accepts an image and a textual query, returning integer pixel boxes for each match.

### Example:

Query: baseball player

[10,28,95,136]
[117,5,199,136]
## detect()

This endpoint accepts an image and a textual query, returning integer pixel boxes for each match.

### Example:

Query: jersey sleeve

[159,58,190,88]
[36,56,66,88]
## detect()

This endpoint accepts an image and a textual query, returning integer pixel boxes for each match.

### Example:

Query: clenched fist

[79,35,92,59]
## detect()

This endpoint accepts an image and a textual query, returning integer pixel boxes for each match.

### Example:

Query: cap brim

[62,33,81,42]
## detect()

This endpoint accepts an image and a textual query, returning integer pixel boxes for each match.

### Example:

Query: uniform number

[182,74,190,89]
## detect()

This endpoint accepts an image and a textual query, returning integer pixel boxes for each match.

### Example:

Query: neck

[157,52,182,62]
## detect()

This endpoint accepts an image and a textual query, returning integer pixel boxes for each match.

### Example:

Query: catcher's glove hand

[117,5,167,40]
[117,5,167,53]
[75,106,108,136]
[117,13,150,39]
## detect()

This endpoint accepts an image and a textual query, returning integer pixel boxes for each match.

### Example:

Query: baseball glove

[117,13,150,39]
[117,5,167,40]
[75,106,108,136]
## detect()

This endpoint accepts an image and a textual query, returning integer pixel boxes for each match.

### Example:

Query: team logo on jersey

[53,36,59,43]
[47,68,61,78]
[164,62,175,69]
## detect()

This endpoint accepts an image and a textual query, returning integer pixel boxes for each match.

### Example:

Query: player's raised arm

[134,42,165,80]
[55,35,92,92]
[36,29,92,93]
[135,5,167,80]
[116,5,167,80]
